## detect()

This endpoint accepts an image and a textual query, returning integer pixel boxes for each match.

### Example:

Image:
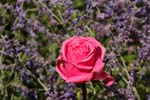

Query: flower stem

[81,84,87,100]
[120,56,141,100]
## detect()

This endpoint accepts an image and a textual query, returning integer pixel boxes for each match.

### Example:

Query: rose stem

[82,83,87,100]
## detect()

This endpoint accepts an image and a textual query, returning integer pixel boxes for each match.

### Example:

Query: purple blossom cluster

[0,0,150,100]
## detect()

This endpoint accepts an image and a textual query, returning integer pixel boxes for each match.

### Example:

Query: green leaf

[123,54,136,62]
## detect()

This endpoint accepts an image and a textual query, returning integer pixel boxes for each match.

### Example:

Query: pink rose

[56,36,114,86]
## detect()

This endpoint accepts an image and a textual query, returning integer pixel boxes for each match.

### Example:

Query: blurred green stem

[120,57,130,79]
[0,47,8,98]
[38,0,63,25]
[77,88,81,100]
[37,78,48,91]
[26,69,48,92]
[0,46,3,88]
[120,57,141,100]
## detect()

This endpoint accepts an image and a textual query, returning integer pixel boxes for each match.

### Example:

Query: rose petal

[92,46,105,73]
[104,76,114,87]
[98,45,105,61]
[92,62,105,73]
[67,37,91,63]
[75,49,95,70]
[56,56,67,80]
[61,36,77,61]
[80,47,96,63]
[77,46,104,71]
[63,61,92,83]
[87,37,106,60]
[92,71,114,86]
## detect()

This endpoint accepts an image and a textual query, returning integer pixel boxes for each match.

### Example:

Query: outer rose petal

[56,55,67,80]
[57,58,93,83]
[64,61,92,83]
[92,46,105,73]
[91,46,114,86]
[92,71,114,87]
[87,37,106,60]
[61,36,77,61]
[104,75,114,87]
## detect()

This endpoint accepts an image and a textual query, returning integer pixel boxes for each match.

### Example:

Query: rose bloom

[56,36,114,86]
